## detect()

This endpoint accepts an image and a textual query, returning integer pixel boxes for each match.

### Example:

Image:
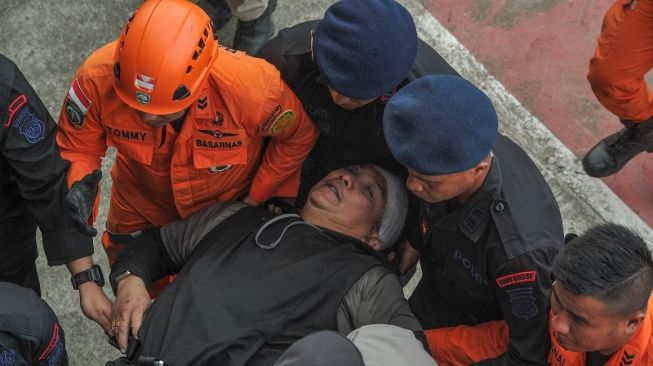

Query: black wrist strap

[71,264,105,290]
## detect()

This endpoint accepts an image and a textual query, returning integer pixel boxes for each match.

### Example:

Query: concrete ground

[1,0,651,364]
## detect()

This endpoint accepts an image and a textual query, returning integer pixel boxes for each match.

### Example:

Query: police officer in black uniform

[256,0,460,205]
[383,75,564,365]
[0,54,112,332]
[0,282,69,366]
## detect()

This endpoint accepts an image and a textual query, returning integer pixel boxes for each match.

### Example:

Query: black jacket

[0,54,92,268]
[111,202,422,365]
[408,135,564,366]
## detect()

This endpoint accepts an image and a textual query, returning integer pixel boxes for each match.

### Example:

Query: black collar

[433,155,502,243]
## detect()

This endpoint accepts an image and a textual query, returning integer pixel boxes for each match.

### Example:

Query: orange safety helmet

[113,0,219,115]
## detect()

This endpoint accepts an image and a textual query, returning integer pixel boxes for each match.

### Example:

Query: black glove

[66,169,102,237]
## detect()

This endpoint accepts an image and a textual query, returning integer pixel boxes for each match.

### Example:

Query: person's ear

[472,155,492,177]
[625,310,646,335]
[363,229,383,251]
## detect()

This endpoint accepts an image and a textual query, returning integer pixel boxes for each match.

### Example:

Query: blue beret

[383,75,498,175]
[314,0,417,100]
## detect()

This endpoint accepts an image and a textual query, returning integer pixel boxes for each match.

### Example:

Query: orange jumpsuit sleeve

[56,69,108,222]
[425,320,510,366]
[248,75,319,203]
[587,0,653,121]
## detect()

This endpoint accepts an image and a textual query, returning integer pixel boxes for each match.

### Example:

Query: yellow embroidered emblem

[268,109,295,135]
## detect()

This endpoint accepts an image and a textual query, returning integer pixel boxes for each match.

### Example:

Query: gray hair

[373,166,408,250]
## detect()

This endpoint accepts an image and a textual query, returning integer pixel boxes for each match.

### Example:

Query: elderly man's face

[549,281,641,355]
[305,165,386,241]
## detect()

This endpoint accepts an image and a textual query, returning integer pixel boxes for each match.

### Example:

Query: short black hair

[554,223,653,316]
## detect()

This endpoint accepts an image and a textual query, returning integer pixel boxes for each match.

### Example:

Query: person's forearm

[425,322,509,366]
[110,228,178,294]
[66,256,94,275]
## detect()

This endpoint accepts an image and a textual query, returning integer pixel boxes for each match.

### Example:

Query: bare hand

[112,276,151,353]
[397,240,421,274]
[79,282,114,335]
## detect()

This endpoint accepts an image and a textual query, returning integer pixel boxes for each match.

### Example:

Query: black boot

[582,117,653,177]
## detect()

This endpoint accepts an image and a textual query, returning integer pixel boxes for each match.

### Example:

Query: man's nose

[338,173,353,189]
[550,312,570,335]
[406,175,422,193]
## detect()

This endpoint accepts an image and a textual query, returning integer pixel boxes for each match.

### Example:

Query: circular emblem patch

[14,107,46,144]
[269,110,295,135]
[135,91,150,105]
[65,99,84,128]
[22,119,45,143]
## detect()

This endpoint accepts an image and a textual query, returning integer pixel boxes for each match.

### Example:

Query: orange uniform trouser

[425,320,509,366]
[588,0,653,122]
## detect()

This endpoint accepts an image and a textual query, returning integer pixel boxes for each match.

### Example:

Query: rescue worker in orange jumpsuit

[582,0,653,177]
[56,0,318,299]
[548,224,653,366]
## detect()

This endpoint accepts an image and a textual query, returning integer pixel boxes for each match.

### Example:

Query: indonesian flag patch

[135,73,156,91]
[65,79,91,128]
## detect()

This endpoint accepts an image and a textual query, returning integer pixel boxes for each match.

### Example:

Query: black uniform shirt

[256,20,461,202]
[407,135,564,366]
[0,54,92,265]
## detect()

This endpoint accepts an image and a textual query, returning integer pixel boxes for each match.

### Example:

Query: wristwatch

[70,264,105,290]
[110,270,133,294]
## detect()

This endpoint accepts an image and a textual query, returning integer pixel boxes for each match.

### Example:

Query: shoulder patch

[64,97,84,128]
[0,347,17,366]
[47,339,64,366]
[496,271,537,288]
[506,286,538,320]
[268,109,295,136]
[38,322,61,362]
[4,94,27,127]
[65,79,91,128]
[12,105,45,144]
